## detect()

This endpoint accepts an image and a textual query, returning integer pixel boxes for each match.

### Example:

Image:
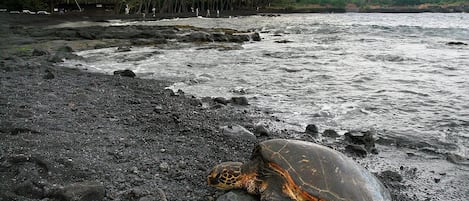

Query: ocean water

[62,13,469,158]
[59,13,469,200]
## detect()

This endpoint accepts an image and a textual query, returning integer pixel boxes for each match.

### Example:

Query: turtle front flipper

[259,167,295,201]
[259,180,295,201]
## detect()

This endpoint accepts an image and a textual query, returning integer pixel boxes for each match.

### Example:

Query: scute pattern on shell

[255,139,392,201]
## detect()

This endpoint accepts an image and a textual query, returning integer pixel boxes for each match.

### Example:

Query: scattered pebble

[159,162,170,172]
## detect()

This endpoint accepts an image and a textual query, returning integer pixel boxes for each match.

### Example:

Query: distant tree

[1,0,47,11]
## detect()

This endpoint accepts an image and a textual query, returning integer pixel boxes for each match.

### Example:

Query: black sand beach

[0,13,435,201]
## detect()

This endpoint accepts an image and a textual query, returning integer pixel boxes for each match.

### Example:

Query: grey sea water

[60,13,469,200]
[62,13,469,157]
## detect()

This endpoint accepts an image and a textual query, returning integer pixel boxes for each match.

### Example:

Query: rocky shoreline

[0,13,425,201]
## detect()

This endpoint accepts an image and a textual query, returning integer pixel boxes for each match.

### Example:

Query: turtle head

[207,162,244,190]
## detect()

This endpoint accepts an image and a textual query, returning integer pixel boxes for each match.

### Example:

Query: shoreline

[1,3,468,26]
[0,13,458,201]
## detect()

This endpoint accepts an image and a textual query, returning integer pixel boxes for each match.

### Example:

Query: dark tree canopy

[0,0,467,13]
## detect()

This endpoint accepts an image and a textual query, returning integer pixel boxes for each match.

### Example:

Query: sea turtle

[207,139,391,201]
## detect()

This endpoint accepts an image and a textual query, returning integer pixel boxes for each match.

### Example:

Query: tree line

[1,0,467,13]
[294,0,467,7]
[0,0,274,14]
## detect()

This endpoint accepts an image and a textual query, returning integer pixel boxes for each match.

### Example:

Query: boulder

[43,69,55,79]
[230,97,249,106]
[216,190,257,201]
[344,130,378,154]
[250,32,261,41]
[53,181,105,201]
[345,144,368,157]
[117,46,131,52]
[49,46,82,63]
[305,124,319,136]
[446,153,469,166]
[32,48,50,56]
[254,125,270,136]
[275,39,293,43]
[221,124,256,141]
[14,180,44,199]
[57,46,73,53]
[379,170,403,183]
[323,129,340,138]
[213,97,229,105]
[446,41,467,46]
[212,32,229,42]
[228,34,250,43]
[113,69,136,78]
[77,31,95,40]
[187,31,212,42]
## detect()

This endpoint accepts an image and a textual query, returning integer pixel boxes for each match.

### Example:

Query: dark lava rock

[221,124,256,141]
[212,32,229,42]
[94,44,108,49]
[275,39,293,43]
[230,97,249,106]
[49,46,82,63]
[344,130,377,154]
[323,129,340,138]
[117,46,132,52]
[254,125,270,136]
[187,31,212,42]
[345,144,368,157]
[32,48,50,56]
[379,170,403,183]
[77,31,95,40]
[446,41,467,46]
[113,69,136,78]
[213,97,229,105]
[229,34,251,43]
[57,46,73,53]
[216,190,258,201]
[446,153,469,166]
[43,69,55,79]
[14,180,44,199]
[305,124,319,136]
[251,32,261,41]
[53,181,105,201]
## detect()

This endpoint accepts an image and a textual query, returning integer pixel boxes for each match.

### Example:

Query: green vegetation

[272,0,468,7]
[15,46,33,52]
[1,0,47,11]
[0,0,467,13]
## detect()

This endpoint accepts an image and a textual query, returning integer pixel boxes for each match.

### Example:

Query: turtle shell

[254,139,391,201]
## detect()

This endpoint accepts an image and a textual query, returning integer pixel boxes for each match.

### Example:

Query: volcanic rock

[446,41,467,46]
[254,124,270,136]
[213,97,229,105]
[113,69,136,78]
[344,130,377,154]
[323,129,340,138]
[43,69,55,79]
[305,124,319,136]
[221,124,256,141]
[216,190,257,201]
[32,48,50,56]
[52,181,105,201]
[117,46,131,52]
[230,97,249,106]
